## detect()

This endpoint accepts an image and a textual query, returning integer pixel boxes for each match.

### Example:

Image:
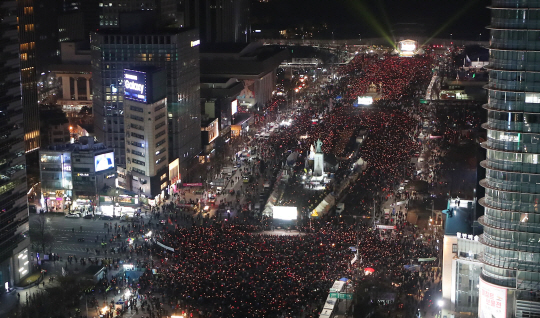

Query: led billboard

[124,70,147,103]
[273,206,298,221]
[231,99,238,116]
[478,278,507,318]
[399,40,417,52]
[95,152,115,172]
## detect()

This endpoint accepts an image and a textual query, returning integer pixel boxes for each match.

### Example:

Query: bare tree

[29,214,54,254]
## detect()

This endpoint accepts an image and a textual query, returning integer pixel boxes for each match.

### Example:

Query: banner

[479,278,507,318]
[156,241,175,252]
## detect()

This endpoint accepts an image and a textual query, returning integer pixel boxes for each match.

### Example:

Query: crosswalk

[54,246,89,252]
[53,229,109,234]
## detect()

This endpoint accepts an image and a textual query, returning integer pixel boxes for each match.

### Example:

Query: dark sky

[252,0,490,40]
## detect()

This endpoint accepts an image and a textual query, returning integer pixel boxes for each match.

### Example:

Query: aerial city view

[0,0,535,317]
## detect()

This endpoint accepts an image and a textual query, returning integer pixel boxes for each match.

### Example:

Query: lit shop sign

[124,70,147,103]
[191,40,200,47]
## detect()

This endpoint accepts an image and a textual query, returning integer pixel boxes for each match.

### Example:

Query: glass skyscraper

[479,0,540,316]
[0,0,31,291]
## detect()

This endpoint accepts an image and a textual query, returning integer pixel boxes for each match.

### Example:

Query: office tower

[0,0,31,290]
[58,0,101,42]
[17,0,40,152]
[91,27,201,175]
[478,1,540,316]
[123,67,169,198]
[99,0,181,29]
[34,0,63,72]
[198,0,251,44]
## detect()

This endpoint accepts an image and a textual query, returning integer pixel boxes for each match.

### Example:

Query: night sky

[252,0,490,40]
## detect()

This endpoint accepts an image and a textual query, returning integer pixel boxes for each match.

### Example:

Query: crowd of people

[126,55,441,318]
[55,53,442,318]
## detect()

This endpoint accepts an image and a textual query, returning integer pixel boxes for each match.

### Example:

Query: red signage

[182,183,203,187]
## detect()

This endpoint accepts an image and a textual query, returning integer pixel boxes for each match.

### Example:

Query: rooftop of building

[444,198,476,236]
[41,137,110,153]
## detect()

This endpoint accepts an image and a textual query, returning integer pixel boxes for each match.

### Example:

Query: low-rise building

[40,136,116,213]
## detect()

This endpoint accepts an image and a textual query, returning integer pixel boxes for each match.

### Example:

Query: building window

[130,132,144,140]
[155,130,166,139]
[155,139,166,147]
[452,244,458,253]
[130,141,144,148]
[132,150,144,157]
[155,103,166,112]
[155,121,165,130]
[130,114,144,122]
[132,158,145,166]
[155,113,166,121]
[130,105,144,113]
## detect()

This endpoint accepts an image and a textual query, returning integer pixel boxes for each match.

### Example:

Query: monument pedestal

[313,152,324,177]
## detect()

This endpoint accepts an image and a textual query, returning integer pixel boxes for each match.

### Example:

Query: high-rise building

[58,0,101,42]
[0,0,31,291]
[91,27,201,176]
[123,67,169,198]
[17,0,40,152]
[197,0,251,44]
[99,0,181,29]
[478,1,540,316]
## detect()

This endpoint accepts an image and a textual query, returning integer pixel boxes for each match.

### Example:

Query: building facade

[40,137,116,213]
[478,0,540,316]
[0,0,31,291]
[91,28,201,174]
[17,0,40,152]
[198,0,251,44]
[123,67,169,198]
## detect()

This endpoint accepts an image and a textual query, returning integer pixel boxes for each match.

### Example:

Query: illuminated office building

[123,67,169,198]
[91,26,201,175]
[478,0,540,316]
[17,0,40,152]
[0,0,31,291]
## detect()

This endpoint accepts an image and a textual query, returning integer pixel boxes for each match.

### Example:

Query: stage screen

[357,96,373,105]
[399,40,417,52]
[95,152,115,172]
[273,206,298,220]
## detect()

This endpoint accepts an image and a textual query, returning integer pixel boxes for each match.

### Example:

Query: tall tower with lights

[0,0,31,291]
[479,0,540,316]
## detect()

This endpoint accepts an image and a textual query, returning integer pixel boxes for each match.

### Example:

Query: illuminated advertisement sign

[124,70,147,103]
[95,152,115,172]
[231,99,238,116]
[272,206,298,221]
[478,278,507,318]
[191,40,200,47]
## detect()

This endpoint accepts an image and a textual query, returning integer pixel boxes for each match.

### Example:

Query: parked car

[66,213,80,218]
[83,214,93,219]
[100,215,113,220]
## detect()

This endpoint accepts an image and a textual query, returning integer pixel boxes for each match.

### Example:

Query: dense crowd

[132,54,440,318]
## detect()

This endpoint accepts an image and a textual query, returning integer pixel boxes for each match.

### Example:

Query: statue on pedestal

[315,139,323,153]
